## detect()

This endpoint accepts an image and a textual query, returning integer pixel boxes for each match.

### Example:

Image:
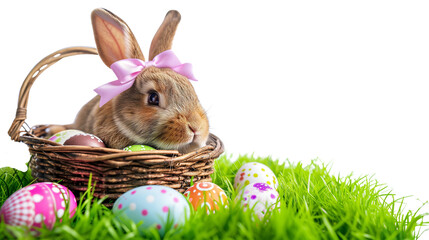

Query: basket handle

[8,47,98,141]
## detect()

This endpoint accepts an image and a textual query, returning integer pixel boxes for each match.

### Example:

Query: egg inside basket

[8,47,224,207]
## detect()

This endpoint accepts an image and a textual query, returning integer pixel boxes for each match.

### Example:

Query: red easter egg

[63,133,105,148]
[184,182,228,214]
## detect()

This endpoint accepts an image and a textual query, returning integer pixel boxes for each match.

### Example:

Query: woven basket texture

[8,47,224,207]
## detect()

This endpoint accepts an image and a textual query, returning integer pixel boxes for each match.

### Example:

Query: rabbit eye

[148,91,160,106]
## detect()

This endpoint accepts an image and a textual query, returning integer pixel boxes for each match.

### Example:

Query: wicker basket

[8,47,224,207]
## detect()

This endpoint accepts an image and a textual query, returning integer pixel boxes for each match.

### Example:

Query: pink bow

[94,50,197,107]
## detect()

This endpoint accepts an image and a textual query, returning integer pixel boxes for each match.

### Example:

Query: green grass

[0,155,427,239]
[0,165,34,207]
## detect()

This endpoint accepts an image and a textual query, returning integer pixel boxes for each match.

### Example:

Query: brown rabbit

[51,8,209,153]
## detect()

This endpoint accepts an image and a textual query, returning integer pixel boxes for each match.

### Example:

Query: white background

[1,0,428,230]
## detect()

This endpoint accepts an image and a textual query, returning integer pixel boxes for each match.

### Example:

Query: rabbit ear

[91,8,145,67]
[149,10,181,61]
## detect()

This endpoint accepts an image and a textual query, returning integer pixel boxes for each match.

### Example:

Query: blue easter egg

[113,185,190,235]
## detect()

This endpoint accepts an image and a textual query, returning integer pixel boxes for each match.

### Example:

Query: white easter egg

[234,162,278,190]
[236,182,280,219]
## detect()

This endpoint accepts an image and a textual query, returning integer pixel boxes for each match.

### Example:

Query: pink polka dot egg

[0,182,77,229]
[113,185,190,235]
[234,162,278,190]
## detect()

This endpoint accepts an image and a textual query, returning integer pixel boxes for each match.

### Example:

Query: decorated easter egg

[0,182,77,229]
[113,185,189,235]
[48,129,84,144]
[123,145,155,151]
[236,182,280,219]
[64,133,106,148]
[234,162,278,190]
[184,182,228,214]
